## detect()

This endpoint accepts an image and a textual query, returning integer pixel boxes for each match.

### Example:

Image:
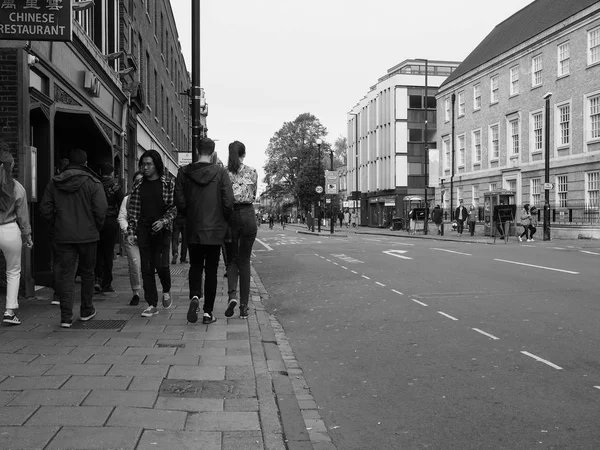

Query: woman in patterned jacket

[224,141,258,320]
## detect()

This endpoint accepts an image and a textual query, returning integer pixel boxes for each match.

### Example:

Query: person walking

[431,204,443,235]
[467,205,477,236]
[126,150,176,317]
[0,149,33,325]
[344,210,350,228]
[40,149,107,328]
[338,211,344,228]
[518,204,531,242]
[528,206,538,241]
[454,200,468,236]
[224,141,258,320]
[118,171,144,306]
[94,163,123,293]
[175,137,233,324]
[351,210,357,228]
[171,210,187,264]
[50,157,70,306]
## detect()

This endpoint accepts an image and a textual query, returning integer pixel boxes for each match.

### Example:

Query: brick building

[0,0,201,290]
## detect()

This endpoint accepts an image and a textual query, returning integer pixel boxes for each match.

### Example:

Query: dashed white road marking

[472,328,499,340]
[362,275,370,280]
[341,266,348,270]
[494,259,579,274]
[581,250,600,256]
[375,282,386,287]
[431,248,472,256]
[392,289,403,296]
[437,311,458,321]
[521,351,563,370]
[255,238,273,251]
[412,299,428,307]
[549,247,565,250]
[351,270,358,274]
[594,386,600,390]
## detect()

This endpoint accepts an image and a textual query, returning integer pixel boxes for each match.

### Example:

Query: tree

[332,136,347,169]
[263,113,330,213]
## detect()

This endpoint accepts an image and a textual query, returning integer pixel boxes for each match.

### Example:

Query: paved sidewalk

[0,256,334,450]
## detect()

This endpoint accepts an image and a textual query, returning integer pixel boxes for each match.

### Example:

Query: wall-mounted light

[73,0,95,11]
[104,51,124,62]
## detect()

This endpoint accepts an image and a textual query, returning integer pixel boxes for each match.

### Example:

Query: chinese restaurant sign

[0,0,73,42]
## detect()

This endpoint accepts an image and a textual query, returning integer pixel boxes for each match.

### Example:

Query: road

[252,225,600,450]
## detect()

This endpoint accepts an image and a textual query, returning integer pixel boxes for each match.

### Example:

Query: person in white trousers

[0,149,33,325]
[118,171,144,305]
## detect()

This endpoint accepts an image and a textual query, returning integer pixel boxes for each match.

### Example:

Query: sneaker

[527,239,533,242]
[51,298,60,306]
[224,299,237,318]
[202,312,217,324]
[187,296,200,323]
[129,294,140,306]
[80,310,96,321]
[3,312,21,325]
[94,279,102,292]
[162,292,172,309]
[60,321,72,328]
[102,285,115,293]
[141,306,159,317]
[518,236,522,242]
[239,305,249,319]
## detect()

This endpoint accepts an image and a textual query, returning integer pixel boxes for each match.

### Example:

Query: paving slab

[86,354,146,365]
[0,364,54,377]
[127,376,164,391]
[0,406,38,425]
[9,389,89,406]
[168,365,225,381]
[154,397,223,412]
[0,375,69,390]
[186,411,260,431]
[46,426,140,450]
[106,406,187,430]
[61,375,132,390]
[44,363,111,376]
[137,430,221,450]
[107,364,168,378]
[123,346,177,356]
[82,390,157,407]
[25,405,113,426]
[0,425,58,449]
[142,354,200,365]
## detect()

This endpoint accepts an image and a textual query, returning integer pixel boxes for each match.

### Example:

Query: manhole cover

[69,319,128,330]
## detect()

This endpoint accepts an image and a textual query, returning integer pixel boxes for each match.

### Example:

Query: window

[472,186,479,207]
[588,26,600,65]
[531,178,541,206]
[588,94,600,141]
[558,42,570,76]
[153,70,158,114]
[458,134,465,166]
[558,104,570,146]
[443,137,450,171]
[457,186,463,203]
[587,172,600,208]
[458,91,465,116]
[532,112,543,152]
[509,66,519,95]
[557,175,568,207]
[472,130,481,163]
[490,124,499,159]
[489,183,497,191]
[473,84,481,110]
[506,179,517,192]
[490,75,499,103]
[531,55,542,87]
[444,98,450,122]
[509,119,519,155]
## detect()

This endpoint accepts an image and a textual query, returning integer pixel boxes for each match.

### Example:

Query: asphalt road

[252,225,600,450]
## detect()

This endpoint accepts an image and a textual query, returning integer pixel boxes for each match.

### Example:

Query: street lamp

[543,92,552,241]
[348,112,360,226]
[416,59,429,234]
[316,138,322,233]
[329,148,335,235]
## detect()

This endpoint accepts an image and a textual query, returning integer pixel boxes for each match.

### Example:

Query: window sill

[556,145,570,151]
[509,93,519,98]
[531,150,543,155]
[531,84,542,91]
[557,73,570,80]
[586,138,600,145]
[490,101,499,106]
[473,107,481,112]
[586,60,600,70]
[510,155,519,159]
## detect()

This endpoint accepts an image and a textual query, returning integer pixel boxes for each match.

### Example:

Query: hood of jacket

[53,165,100,193]
[184,162,221,186]
[101,176,118,191]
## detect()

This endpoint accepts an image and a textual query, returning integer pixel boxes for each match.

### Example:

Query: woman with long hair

[0,149,33,325]
[224,141,258,319]
[118,171,144,305]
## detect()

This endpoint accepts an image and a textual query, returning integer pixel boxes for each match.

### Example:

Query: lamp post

[191,0,201,163]
[543,92,552,241]
[450,93,456,220]
[348,112,359,226]
[421,59,430,234]
[329,149,335,235]
[316,138,322,233]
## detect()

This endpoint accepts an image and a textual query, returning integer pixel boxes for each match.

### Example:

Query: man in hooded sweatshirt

[175,137,234,324]
[40,149,108,328]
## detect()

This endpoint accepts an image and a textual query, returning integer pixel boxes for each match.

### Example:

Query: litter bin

[392,218,403,230]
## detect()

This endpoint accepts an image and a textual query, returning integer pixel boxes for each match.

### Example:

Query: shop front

[368,196,397,228]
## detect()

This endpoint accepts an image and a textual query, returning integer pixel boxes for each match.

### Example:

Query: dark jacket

[455,205,468,221]
[174,161,234,245]
[40,165,108,243]
[431,207,443,225]
[101,177,124,218]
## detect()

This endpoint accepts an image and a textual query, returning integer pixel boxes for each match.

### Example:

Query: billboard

[0,0,73,42]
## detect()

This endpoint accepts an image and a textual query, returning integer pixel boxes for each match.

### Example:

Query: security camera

[27,55,39,66]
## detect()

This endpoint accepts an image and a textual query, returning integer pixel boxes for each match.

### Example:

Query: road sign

[325,198,331,204]
[316,186,323,194]
[543,182,554,190]
[325,171,338,194]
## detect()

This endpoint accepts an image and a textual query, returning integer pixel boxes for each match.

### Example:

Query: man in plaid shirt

[127,150,177,317]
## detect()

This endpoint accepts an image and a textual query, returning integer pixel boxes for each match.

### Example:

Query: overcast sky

[170,0,533,189]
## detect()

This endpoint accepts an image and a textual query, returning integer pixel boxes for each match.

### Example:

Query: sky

[170,0,534,191]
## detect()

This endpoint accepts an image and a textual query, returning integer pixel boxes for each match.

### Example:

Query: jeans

[188,244,221,313]
[456,219,465,234]
[95,216,119,288]
[226,205,257,306]
[122,236,141,292]
[468,221,476,236]
[137,224,171,307]
[0,223,22,310]
[529,225,537,238]
[55,242,96,323]
[171,216,187,260]
[520,226,530,240]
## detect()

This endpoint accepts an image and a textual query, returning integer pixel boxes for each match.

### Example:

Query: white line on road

[392,289,404,296]
[431,248,472,256]
[594,386,600,390]
[437,311,458,321]
[333,262,339,265]
[521,351,563,370]
[494,259,579,274]
[549,247,565,250]
[351,270,358,274]
[382,249,412,259]
[472,328,499,340]
[362,275,370,280]
[581,250,600,256]
[255,239,273,251]
[341,266,348,270]
[375,282,386,287]
[411,299,427,306]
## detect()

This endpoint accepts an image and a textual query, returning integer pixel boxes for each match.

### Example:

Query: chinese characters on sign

[0,0,72,42]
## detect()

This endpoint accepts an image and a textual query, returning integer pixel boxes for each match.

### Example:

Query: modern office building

[347,59,459,227]
[436,0,600,230]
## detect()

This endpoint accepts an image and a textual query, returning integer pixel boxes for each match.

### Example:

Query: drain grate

[171,268,188,276]
[69,319,128,330]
